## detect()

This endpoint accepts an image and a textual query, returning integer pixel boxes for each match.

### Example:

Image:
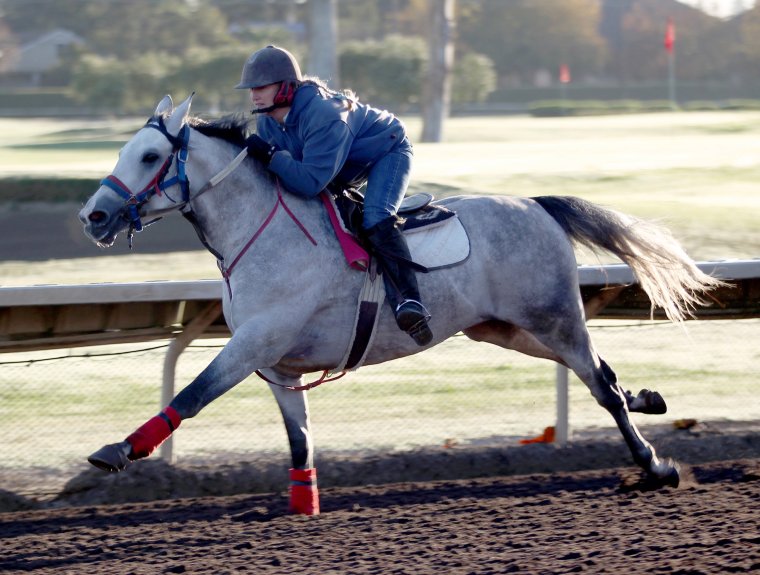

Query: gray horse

[80,95,721,514]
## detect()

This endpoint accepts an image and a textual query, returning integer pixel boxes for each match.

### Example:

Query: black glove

[245,134,277,165]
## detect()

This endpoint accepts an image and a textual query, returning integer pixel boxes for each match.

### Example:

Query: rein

[254,368,347,391]
[219,179,317,299]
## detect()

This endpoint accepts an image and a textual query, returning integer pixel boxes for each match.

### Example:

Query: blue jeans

[362,137,413,229]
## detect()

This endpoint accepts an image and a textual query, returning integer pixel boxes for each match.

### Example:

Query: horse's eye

[142,152,160,164]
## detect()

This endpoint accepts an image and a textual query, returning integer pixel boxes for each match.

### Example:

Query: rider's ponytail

[300,76,357,111]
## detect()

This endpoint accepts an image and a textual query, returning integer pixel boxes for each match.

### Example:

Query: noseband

[100,119,191,245]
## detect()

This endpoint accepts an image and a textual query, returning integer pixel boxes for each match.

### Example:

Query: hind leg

[261,368,320,515]
[583,357,679,485]
[559,343,678,484]
[467,321,669,417]
[509,302,679,486]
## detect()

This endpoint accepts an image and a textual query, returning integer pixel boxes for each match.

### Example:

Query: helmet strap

[250,103,280,114]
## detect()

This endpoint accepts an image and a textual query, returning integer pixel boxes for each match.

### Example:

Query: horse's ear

[154,95,173,117]
[165,93,193,138]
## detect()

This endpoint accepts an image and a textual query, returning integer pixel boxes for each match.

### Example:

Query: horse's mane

[148,114,251,148]
[189,115,251,147]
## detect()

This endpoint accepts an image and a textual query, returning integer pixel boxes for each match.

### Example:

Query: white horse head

[79,94,196,247]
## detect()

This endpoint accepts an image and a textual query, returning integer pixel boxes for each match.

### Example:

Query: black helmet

[236,45,302,89]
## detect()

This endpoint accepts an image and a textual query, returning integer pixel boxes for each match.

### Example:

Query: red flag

[664,18,675,53]
[559,64,571,84]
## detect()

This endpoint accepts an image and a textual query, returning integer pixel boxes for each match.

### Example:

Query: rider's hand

[245,134,277,166]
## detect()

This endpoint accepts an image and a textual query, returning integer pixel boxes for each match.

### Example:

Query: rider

[236,45,433,346]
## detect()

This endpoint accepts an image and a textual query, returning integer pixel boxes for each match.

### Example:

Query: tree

[340,36,427,110]
[451,52,496,104]
[737,6,760,77]
[421,0,455,143]
[601,0,740,84]
[0,17,18,74]
[458,0,605,84]
[167,45,258,112]
[0,0,85,34]
[308,0,339,86]
[80,0,229,60]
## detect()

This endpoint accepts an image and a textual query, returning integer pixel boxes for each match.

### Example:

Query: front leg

[261,368,320,515]
[88,322,287,472]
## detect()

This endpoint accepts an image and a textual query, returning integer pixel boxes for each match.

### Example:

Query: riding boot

[364,216,433,346]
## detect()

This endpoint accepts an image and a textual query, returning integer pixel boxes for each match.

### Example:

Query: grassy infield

[0,111,758,470]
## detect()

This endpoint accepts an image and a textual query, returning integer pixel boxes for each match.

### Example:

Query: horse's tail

[533,195,723,322]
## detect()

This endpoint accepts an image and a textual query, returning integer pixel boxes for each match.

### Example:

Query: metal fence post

[160,301,223,462]
[555,365,569,446]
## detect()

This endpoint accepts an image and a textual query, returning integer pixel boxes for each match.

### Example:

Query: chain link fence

[1,318,758,499]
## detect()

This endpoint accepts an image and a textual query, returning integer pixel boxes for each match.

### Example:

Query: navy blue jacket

[257,83,406,197]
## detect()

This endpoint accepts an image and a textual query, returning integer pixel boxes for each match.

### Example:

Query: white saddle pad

[405,215,470,270]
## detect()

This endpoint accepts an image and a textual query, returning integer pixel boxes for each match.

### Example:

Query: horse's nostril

[88,211,107,223]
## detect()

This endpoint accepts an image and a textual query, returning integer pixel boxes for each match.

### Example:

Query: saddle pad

[405,214,470,270]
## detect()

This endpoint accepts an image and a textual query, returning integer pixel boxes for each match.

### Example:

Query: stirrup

[395,300,433,346]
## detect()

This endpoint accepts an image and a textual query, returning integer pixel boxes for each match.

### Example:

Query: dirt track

[1,459,758,575]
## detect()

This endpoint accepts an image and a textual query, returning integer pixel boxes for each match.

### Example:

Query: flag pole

[668,50,676,110]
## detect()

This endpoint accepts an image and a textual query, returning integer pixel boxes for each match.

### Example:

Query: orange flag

[559,64,571,84]
[664,18,675,53]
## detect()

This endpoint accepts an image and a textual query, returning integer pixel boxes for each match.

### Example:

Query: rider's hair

[299,76,357,111]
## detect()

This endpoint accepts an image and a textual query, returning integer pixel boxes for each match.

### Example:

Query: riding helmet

[236,45,302,89]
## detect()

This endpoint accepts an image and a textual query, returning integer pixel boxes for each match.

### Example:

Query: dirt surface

[0,421,759,574]
[0,459,758,575]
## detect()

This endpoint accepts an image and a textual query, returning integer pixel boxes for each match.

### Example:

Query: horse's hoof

[658,458,681,488]
[88,441,132,472]
[619,459,680,492]
[628,389,667,415]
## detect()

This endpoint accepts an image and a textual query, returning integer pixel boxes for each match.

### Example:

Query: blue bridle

[99,119,191,243]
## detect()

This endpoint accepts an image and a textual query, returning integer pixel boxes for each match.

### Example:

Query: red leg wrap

[126,406,181,460]
[289,467,320,515]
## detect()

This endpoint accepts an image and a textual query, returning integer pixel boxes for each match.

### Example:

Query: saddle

[321,185,469,272]
[330,186,454,235]
[321,185,470,373]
